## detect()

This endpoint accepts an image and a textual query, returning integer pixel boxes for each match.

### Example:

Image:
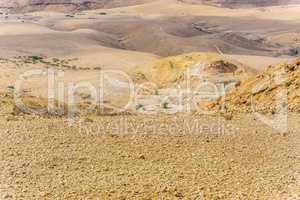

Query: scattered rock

[84,117,94,123]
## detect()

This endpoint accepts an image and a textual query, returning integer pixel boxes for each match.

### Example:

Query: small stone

[3,194,13,199]
[5,115,18,121]
[84,118,93,123]
[281,132,288,137]
[224,113,233,120]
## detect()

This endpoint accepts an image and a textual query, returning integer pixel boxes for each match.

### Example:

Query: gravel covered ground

[0,113,299,199]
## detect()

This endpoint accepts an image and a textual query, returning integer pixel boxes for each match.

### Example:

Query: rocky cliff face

[0,0,150,13]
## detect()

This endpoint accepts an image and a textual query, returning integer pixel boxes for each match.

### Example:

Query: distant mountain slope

[0,0,152,13]
[180,0,300,7]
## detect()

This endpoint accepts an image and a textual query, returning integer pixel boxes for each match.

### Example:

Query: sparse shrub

[39,60,50,65]
[162,102,169,109]
[28,56,43,61]
[223,112,233,120]
[284,80,292,87]
[52,58,60,63]
[61,64,71,68]
[7,85,15,91]
[169,61,175,69]
[136,104,144,110]
[235,80,241,87]
[94,67,102,70]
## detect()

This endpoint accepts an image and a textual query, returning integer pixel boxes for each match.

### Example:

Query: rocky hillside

[0,0,151,13]
[206,57,300,113]
[181,0,300,7]
[139,52,251,85]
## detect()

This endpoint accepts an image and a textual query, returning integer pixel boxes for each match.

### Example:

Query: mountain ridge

[180,0,300,8]
[0,0,152,13]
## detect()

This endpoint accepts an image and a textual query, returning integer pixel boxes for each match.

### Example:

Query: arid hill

[5,0,300,13]
[41,15,300,57]
[206,57,300,113]
[181,0,300,7]
[0,0,152,13]
[139,52,251,85]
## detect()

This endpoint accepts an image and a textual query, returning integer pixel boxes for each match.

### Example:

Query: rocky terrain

[0,0,300,199]
[207,57,300,114]
[0,112,299,199]
[0,56,300,199]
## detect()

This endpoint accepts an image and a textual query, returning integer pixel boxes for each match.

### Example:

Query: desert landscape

[0,0,300,199]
